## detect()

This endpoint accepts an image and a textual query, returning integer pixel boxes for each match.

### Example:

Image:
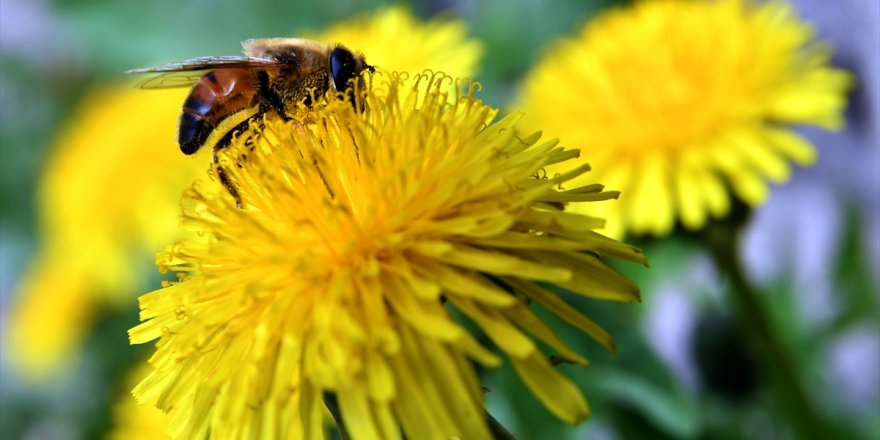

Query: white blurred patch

[0,0,61,60]
[824,325,880,413]
[741,181,843,325]
[642,252,721,390]
[21,419,79,440]
[644,287,698,389]
[0,0,89,74]
[579,419,619,440]
[867,201,880,294]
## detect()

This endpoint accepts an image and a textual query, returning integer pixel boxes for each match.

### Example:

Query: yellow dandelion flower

[518,0,854,237]
[313,6,483,78]
[130,72,645,439]
[6,86,204,379]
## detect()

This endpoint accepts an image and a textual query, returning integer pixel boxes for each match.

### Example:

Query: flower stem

[699,204,831,439]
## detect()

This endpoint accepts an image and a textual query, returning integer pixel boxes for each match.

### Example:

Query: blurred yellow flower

[518,0,854,238]
[6,86,204,379]
[313,6,483,79]
[129,72,645,439]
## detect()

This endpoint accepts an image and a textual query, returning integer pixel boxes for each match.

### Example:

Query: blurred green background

[1,0,877,439]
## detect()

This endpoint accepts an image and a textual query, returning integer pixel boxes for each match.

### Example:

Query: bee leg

[212,116,262,208]
[213,146,243,209]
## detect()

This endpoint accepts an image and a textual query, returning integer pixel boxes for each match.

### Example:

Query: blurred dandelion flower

[519,0,854,238]
[314,6,483,79]
[6,87,204,379]
[130,72,645,439]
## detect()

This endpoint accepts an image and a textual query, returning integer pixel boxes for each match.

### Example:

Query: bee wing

[126,56,278,89]
[129,71,206,89]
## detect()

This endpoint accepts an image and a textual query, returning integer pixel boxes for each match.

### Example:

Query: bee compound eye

[330,47,357,92]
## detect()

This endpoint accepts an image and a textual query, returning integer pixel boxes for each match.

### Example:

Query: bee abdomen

[178,108,213,155]
[177,69,256,155]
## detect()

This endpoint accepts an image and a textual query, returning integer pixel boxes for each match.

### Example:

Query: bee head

[329,46,369,93]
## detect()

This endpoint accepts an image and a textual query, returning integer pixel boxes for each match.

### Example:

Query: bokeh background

[0,0,877,439]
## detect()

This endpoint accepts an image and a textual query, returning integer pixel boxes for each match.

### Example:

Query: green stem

[700,210,830,439]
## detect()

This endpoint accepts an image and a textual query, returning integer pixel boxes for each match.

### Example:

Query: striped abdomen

[178,69,260,155]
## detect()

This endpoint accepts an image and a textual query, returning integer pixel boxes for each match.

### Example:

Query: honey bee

[127,38,373,205]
